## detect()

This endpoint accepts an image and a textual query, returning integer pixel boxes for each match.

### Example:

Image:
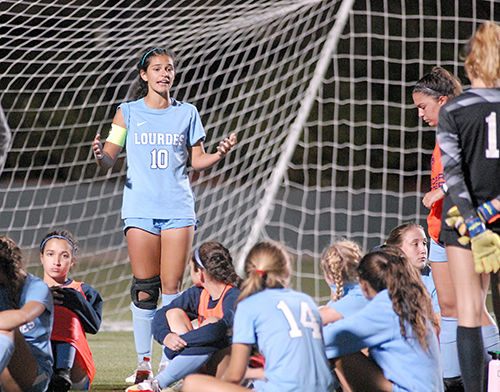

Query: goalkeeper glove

[445,206,470,245]
[470,228,500,274]
[446,208,500,273]
[446,202,500,245]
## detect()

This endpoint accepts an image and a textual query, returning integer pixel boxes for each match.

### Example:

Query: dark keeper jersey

[437,88,500,222]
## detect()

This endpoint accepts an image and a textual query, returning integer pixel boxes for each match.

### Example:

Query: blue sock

[155,354,211,388]
[161,293,181,307]
[0,334,14,375]
[131,302,156,362]
[53,341,77,369]
[440,317,460,378]
[160,293,182,363]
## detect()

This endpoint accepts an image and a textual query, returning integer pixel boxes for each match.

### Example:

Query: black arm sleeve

[58,284,103,334]
[437,105,477,221]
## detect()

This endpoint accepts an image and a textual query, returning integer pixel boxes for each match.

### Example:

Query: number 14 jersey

[233,288,334,392]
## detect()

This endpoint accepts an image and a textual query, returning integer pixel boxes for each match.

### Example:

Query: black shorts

[439,194,500,249]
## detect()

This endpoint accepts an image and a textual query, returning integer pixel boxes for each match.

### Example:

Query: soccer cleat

[125,379,160,392]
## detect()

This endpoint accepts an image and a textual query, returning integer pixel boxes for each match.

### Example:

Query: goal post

[236,0,356,273]
[1,0,499,323]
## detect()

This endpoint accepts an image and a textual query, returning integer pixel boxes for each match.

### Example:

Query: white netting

[1,0,499,322]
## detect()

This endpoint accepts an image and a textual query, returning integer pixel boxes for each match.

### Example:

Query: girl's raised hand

[92,133,104,160]
[217,133,237,157]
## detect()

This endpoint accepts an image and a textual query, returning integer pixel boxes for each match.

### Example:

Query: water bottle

[134,356,152,384]
[488,351,500,392]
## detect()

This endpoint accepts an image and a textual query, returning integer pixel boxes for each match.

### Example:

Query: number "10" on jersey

[150,149,169,169]
[486,112,500,159]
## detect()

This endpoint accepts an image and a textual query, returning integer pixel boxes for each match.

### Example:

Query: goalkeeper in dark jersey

[437,21,500,392]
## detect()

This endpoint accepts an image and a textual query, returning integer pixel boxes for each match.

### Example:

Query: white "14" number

[276,300,322,339]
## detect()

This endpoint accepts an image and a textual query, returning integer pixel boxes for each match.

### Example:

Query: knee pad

[131,275,161,310]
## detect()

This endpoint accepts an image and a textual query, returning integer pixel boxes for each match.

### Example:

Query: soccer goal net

[1,0,499,323]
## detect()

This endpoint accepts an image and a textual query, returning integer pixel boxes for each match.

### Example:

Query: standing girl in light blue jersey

[91,47,237,379]
[0,235,54,392]
[182,240,334,392]
[325,246,443,392]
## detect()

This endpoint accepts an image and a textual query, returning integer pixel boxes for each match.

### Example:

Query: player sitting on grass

[40,229,103,392]
[128,242,241,392]
[319,239,369,325]
[0,235,54,392]
[182,240,334,392]
[324,246,443,392]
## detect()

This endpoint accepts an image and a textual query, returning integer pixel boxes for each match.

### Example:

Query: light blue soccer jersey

[18,274,54,384]
[233,288,334,392]
[324,289,443,392]
[420,268,440,314]
[326,283,369,319]
[119,98,206,219]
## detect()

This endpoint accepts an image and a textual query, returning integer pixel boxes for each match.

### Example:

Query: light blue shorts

[124,218,198,235]
[428,238,447,263]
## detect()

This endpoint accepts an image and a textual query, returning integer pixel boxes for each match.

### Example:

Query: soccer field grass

[88,331,162,391]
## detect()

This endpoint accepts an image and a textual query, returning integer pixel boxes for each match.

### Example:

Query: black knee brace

[130,275,161,310]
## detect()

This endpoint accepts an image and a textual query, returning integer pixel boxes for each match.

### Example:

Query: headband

[414,84,444,96]
[40,235,75,253]
[141,47,166,66]
[193,247,205,269]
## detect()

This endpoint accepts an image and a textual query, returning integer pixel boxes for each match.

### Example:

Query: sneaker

[125,369,153,384]
[125,379,160,392]
[47,369,72,392]
[125,372,137,383]
[156,360,170,376]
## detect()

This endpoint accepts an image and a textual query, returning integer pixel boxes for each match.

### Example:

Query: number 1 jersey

[437,88,500,221]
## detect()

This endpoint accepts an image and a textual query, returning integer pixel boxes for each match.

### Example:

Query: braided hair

[321,240,363,301]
